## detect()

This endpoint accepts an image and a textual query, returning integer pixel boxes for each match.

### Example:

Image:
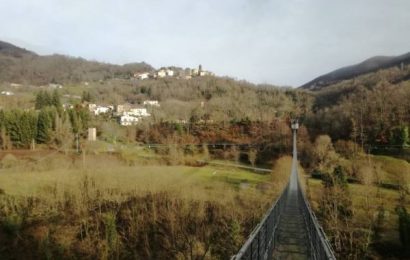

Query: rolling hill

[0,40,37,57]
[301,52,410,90]
[0,40,153,85]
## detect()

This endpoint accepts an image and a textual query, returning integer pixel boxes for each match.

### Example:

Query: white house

[95,106,111,115]
[88,103,97,111]
[191,68,199,76]
[157,70,167,78]
[136,72,150,80]
[199,71,214,76]
[119,115,139,126]
[143,100,160,107]
[166,69,174,77]
[49,83,63,89]
[127,108,150,117]
[89,104,112,115]
[1,91,14,96]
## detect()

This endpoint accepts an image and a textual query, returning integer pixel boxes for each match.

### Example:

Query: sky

[0,0,409,86]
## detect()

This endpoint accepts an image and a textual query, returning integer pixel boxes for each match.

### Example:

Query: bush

[0,153,18,168]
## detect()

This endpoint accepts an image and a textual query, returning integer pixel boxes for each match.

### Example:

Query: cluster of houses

[88,100,160,126]
[1,91,14,96]
[1,83,22,96]
[134,65,214,80]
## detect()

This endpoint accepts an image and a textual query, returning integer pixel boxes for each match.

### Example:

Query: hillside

[0,40,153,85]
[301,52,410,90]
[0,40,36,57]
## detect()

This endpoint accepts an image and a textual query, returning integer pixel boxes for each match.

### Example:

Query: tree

[202,144,210,161]
[320,165,354,257]
[312,135,340,174]
[37,108,54,143]
[19,111,37,148]
[51,112,73,150]
[35,90,53,109]
[68,109,81,134]
[396,206,410,253]
[1,110,37,148]
[35,90,45,110]
[51,89,62,110]
[82,91,93,102]
[248,148,257,167]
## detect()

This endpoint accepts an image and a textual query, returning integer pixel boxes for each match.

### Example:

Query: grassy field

[0,151,290,259]
[371,155,410,185]
[0,161,273,203]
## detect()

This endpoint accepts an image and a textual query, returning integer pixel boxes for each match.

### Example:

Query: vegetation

[306,134,410,259]
[0,40,410,258]
[0,150,290,259]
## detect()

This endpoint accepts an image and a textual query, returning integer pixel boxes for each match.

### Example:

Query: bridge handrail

[297,176,337,260]
[231,182,289,260]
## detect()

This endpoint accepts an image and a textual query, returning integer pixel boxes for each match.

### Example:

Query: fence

[297,175,336,260]
[231,184,289,259]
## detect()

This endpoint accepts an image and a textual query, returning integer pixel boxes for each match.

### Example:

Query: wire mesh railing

[297,177,336,260]
[232,129,336,260]
[231,184,289,260]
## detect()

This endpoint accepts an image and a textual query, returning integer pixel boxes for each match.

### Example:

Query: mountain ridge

[0,40,153,84]
[301,52,410,90]
[0,40,37,57]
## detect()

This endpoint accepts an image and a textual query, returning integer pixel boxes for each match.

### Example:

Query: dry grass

[307,177,410,258]
[0,152,287,259]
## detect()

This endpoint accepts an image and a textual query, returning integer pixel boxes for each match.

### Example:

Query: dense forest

[306,65,410,158]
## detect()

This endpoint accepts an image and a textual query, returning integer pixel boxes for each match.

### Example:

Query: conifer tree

[52,90,61,107]
[35,90,45,110]
[37,108,53,143]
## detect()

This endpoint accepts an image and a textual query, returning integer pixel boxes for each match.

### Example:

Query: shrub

[0,153,18,168]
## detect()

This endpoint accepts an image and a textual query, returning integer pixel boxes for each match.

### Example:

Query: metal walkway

[274,190,309,259]
[232,125,336,260]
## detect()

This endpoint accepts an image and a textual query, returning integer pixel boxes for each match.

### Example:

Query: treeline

[133,119,313,165]
[0,91,90,149]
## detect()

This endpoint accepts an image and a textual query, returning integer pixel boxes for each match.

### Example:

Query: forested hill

[0,40,153,85]
[305,62,410,149]
[301,52,410,90]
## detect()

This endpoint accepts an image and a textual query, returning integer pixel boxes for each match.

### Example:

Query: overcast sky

[0,0,409,86]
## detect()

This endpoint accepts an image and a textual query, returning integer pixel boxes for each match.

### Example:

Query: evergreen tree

[51,112,74,149]
[37,108,53,143]
[52,90,61,106]
[35,90,45,110]
[4,110,21,147]
[390,125,410,148]
[19,111,37,148]
[82,91,93,102]
[35,90,56,110]
[68,109,81,134]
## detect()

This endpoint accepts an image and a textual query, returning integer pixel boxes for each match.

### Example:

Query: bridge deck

[273,191,309,259]
[273,130,310,260]
[232,128,336,260]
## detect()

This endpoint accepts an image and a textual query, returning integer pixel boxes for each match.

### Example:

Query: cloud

[0,0,409,86]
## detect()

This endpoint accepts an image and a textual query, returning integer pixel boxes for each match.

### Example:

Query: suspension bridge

[232,121,336,260]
